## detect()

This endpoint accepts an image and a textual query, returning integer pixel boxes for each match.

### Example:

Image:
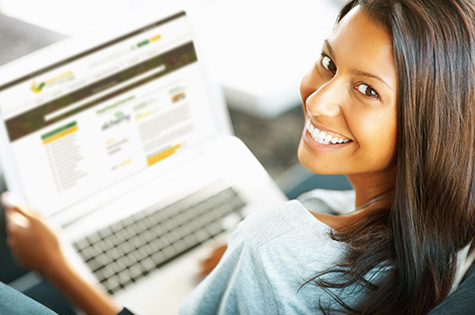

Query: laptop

[0,4,287,314]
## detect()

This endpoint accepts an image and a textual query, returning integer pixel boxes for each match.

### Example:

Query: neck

[346,165,397,209]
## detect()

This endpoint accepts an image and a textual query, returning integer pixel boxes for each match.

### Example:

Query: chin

[297,144,340,175]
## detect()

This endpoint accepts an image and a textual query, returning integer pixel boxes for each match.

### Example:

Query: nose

[305,81,344,118]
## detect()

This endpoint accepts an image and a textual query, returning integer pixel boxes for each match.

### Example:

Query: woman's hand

[2,192,66,277]
[2,191,122,314]
[197,243,227,280]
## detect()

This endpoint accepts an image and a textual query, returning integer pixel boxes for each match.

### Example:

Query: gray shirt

[179,189,472,314]
[179,199,365,314]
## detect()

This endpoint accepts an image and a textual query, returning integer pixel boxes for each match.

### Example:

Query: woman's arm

[2,192,122,315]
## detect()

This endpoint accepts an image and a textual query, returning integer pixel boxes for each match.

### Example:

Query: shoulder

[231,200,347,276]
[230,201,350,311]
[238,200,311,231]
[236,200,337,248]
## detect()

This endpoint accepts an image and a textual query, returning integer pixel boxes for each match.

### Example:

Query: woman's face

[298,7,398,177]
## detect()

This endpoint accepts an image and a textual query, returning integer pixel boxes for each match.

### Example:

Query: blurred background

[0,0,351,313]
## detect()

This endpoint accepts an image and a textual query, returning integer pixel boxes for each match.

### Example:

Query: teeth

[306,119,350,145]
[318,131,325,140]
[312,128,319,139]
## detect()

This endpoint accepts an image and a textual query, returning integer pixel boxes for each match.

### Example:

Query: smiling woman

[2,0,475,314]
[296,0,475,313]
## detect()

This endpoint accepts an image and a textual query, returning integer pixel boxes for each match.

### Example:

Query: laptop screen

[0,11,219,215]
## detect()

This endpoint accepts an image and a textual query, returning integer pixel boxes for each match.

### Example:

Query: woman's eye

[321,55,336,74]
[356,83,379,99]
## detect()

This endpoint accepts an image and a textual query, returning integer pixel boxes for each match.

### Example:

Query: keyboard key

[140,257,155,272]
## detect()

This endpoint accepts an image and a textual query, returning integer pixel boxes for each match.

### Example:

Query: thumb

[1,192,35,218]
[2,192,35,231]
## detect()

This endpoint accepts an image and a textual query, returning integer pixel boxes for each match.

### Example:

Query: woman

[4,0,475,313]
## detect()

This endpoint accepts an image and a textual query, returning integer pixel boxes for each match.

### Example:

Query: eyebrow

[352,70,394,91]
[323,40,336,61]
[323,39,394,91]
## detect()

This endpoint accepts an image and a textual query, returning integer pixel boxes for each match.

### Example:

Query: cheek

[352,111,398,165]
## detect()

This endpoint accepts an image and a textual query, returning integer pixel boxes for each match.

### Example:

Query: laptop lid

[0,5,232,221]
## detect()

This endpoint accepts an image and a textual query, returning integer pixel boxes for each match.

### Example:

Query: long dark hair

[311,0,475,313]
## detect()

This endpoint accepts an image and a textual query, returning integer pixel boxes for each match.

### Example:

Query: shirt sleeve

[0,282,58,315]
[179,228,278,315]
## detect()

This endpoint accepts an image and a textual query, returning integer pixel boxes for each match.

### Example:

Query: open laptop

[0,4,287,314]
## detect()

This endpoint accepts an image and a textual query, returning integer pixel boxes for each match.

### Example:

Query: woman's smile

[306,119,351,145]
[302,119,353,153]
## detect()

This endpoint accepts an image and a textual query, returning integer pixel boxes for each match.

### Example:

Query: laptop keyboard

[72,186,246,294]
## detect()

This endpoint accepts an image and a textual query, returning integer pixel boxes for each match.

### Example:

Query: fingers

[6,211,31,231]
[1,192,63,275]
[4,213,29,266]
[2,193,32,234]
[197,244,227,279]
[1,192,34,218]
